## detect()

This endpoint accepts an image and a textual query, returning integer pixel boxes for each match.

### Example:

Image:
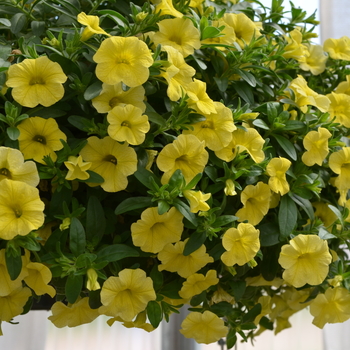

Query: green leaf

[226,329,237,349]
[279,195,297,238]
[229,280,246,301]
[158,200,171,215]
[6,126,20,140]
[5,248,22,280]
[213,76,228,92]
[273,134,297,160]
[115,197,153,215]
[258,223,280,246]
[147,111,166,126]
[234,81,254,105]
[150,263,163,291]
[31,21,45,36]
[96,244,139,263]
[147,300,162,328]
[252,119,270,130]
[234,68,257,87]
[86,196,106,245]
[183,230,207,256]
[84,80,102,101]
[84,170,104,184]
[134,165,162,189]
[65,274,83,304]
[282,120,306,131]
[69,217,86,257]
[242,303,262,323]
[11,13,26,34]
[201,26,222,40]
[173,198,198,227]
[0,18,11,27]
[98,9,129,26]
[212,215,238,228]
[290,194,314,221]
[327,205,344,227]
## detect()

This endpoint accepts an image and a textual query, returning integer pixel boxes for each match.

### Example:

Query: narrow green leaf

[273,134,297,160]
[242,303,262,323]
[115,197,153,215]
[86,196,106,245]
[212,215,238,228]
[173,198,198,226]
[69,217,86,257]
[183,230,207,256]
[147,300,162,328]
[5,249,22,280]
[65,274,83,304]
[84,80,102,100]
[234,68,257,87]
[134,166,162,189]
[96,244,139,263]
[252,119,270,130]
[328,205,344,227]
[234,81,255,105]
[278,195,297,238]
[226,330,237,349]
[84,170,104,184]
[290,194,315,221]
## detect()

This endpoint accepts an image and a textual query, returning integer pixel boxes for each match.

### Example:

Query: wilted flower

[77,12,110,41]
[183,190,211,213]
[266,157,291,196]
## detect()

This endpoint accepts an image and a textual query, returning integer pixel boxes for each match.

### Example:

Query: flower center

[201,121,213,129]
[104,155,118,164]
[109,97,121,108]
[121,121,130,127]
[117,58,130,65]
[29,77,45,85]
[168,35,182,46]
[175,154,190,164]
[33,135,47,144]
[13,207,22,218]
[0,168,11,178]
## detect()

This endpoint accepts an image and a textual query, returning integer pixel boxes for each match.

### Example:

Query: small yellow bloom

[324,36,350,60]
[329,147,350,191]
[301,127,331,166]
[313,202,337,229]
[7,56,67,108]
[107,104,150,145]
[48,297,100,327]
[221,223,260,266]
[86,268,101,291]
[0,147,39,187]
[335,75,350,95]
[100,268,156,322]
[0,287,32,322]
[266,157,291,196]
[92,83,146,114]
[254,295,272,325]
[158,239,214,278]
[153,18,200,57]
[298,44,327,75]
[154,0,183,18]
[185,79,216,115]
[310,287,350,328]
[224,179,237,196]
[131,207,184,253]
[179,270,219,299]
[59,217,71,231]
[327,92,350,128]
[201,19,236,49]
[282,28,308,60]
[156,134,208,184]
[64,155,91,181]
[77,12,110,41]
[93,36,153,87]
[180,310,228,344]
[0,179,45,240]
[18,117,67,164]
[183,190,211,213]
[278,235,332,288]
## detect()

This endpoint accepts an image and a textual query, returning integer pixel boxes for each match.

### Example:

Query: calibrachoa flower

[221,223,260,266]
[77,12,110,41]
[180,310,228,344]
[6,56,67,108]
[80,136,137,192]
[0,147,39,186]
[298,44,327,75]
[236,182,271,225]
[326,92,350,128]
[183,190,211,213]
[158,239,214,278]
[153,17,201,57]
[48,297,100,328]
[107,104,150,145]
[310,287,350,328]
[282,28,307,60]
[185,79,216,115]
[92,83,146,113]
[86,268,101,291]
[153,0,183,18]
[100,268,156,322]
[328,147,350,191]
[183,102,236,151]
[313,202,338,229]
[323,36,350,60]
[156,134,208,184]
[0,179,45,240]
[131,207,184,253]
[179,270,219,299]
[301,127,331,166]
[64,155,91,181]
[278,235,332,288]
[17,117,67,164]
[93,36,153,87]
[336,75,350,95]
[266,157,291,196]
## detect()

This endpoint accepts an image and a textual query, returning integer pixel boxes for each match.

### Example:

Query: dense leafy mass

[1,0,350,347]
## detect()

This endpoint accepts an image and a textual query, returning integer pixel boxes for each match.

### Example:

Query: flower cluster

[1,0,350,347]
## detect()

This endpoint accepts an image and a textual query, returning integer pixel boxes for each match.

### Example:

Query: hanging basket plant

[1,0,350,347]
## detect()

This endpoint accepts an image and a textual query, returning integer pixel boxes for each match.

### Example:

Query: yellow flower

[156,134,208,184]
[282,28,308,60]
[310,287,350,328]
[107,104,150,145]
[324,36,350,60]
[0,179,45,240]
[100,268,156,322]
[221,223,260,266]
[131,207,184,253]
[327,92,350,128]
[80,136,137,192]
[215,127,265,163]
[224,179,237,196]
[278,235,332,288]
[0,147,39,186]
[329,147,350,191]
[183,102,236,151]
[180,310,228,344]
[183,190,211,213]
[0,287,32,322]
[6,56,67,108]
[179,270,218,299]
[154,0,183,18]
[254,295,272,325]
[160,46,196,101]
[77,12,110,41]
[313,202,338,229]
[222,12,261,48]
[17,117,67,164]
[64,155,91,181]
[266,157,291,196]
[86,268,101,291]
[335,75,350,95]
[288,75,330,113]
[236,182,271,225]
[153,18,200,57]
[201,19,236,49]
[185,79,216,114]
[93,36,153,87]
[245,275,284,287]
[48,297,100,327]
[92,83,146,114]
[211,286,235,305]
[301,127,332,166]
[108,311,154,332]
[158,239,214,278]
[298,44,327,75]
